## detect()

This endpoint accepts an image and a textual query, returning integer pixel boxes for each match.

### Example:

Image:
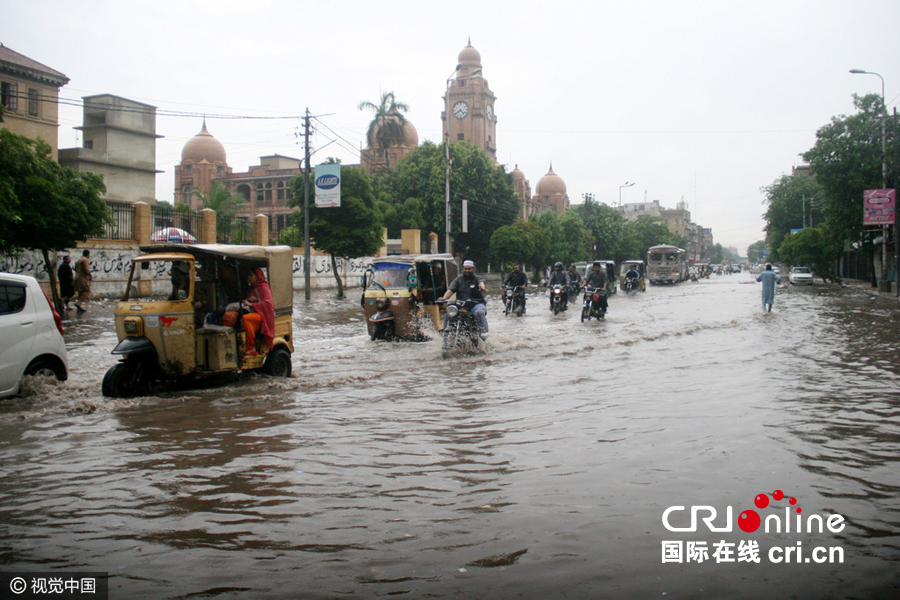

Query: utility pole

[303,108,311,301]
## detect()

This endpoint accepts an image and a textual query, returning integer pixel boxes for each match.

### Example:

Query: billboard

[314,164,341,208]
[863,189,895,225]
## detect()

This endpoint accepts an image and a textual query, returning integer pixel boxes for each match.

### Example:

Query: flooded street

[1,274,899,599]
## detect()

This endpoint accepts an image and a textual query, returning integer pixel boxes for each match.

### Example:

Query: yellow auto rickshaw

[619,260,647,292]
[361,254,458,340]
[102,244,294,398]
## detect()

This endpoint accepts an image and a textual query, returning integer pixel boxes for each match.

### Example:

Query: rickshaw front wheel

[102,360,152,398]
[263,348,292,378]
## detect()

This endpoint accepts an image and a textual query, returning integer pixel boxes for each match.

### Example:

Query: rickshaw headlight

[123,317,143,336]
[446,305,459,318]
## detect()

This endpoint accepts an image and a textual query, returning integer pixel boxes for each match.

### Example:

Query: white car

[789,267,814,285]
[0,273,69,398]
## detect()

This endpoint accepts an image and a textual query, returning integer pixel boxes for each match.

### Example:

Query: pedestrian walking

[73,249,93,313]
[756,263,780,312]
[57,255,75,312]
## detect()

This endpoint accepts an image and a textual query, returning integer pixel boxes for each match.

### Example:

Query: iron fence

[94,201,135,241]
[150,204,201,243]
[218,214,253,245]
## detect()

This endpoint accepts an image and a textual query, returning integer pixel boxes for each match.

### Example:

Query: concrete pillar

[255,214,269,246]
[200,208,217,244]
[378,228,388,257]
[428,232,439,254]
[401,229,421,255]
[133,202,151,245]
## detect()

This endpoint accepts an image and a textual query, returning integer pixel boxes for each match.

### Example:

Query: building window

[83,140,93,150]
[182,186,192,203]
[216,166,223,177]
[276,181,284,188]
[184,165,192,175]
[237,185,251,200]
[1,81,17,110]
[457,133,464,141]
[257,191,264,203]
[265,182,272,189]
[277,189,285,200]
[27,88,39,117]
[264,190,272,202]
[286,188,292,199]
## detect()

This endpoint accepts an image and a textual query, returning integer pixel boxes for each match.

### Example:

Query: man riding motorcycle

[441,260,489,334]
[567,265,582,294]
[503,264,528,313]
[582,261,610,312]
[624,265,641,291]
[546,262,570,311]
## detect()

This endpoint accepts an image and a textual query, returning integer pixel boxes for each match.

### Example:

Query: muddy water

[1,275,898,599]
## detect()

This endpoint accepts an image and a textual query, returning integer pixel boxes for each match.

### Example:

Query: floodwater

[1,274,899,599]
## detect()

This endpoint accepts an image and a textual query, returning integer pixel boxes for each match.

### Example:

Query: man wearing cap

[441,260,489,333]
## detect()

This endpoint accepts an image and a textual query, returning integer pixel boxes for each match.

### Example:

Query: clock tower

[442,39,497,162]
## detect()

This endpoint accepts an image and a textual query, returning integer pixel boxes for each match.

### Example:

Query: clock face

[485,104,493,122]
[453,101,468,119]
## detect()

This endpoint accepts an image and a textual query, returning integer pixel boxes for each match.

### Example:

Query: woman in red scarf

[235,268,275,355]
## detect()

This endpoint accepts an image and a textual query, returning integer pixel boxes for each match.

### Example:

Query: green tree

[0,129,110,312]
[761,172,823,261]
[573,195,627,261]
[778,225,841,282]
[193,181,246,217]
[358,91,409,169]
[377,141,519,262]
[490,221,536,275]
[803,94,893,282]
[622,215,674,259]
[287,166,383,298]
[747,240,767,263]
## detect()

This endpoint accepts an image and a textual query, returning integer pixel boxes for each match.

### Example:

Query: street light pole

[619,181,635,207]
[444,67,481,255]
[850,69,889,285]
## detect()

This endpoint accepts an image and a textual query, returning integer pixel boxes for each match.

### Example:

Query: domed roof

[367,116,418,149]
[512,165,525,180]
[535,164,567,196]
[458,40,482,68]
[181,121,227,164]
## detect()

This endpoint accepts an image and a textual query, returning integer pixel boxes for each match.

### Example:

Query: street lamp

[619,181,635,207]
[445,67,482,254]
[850,69,891,287]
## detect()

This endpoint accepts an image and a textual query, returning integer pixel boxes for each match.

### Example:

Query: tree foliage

[746,240,767,263]
[490,220,536,273]
[778,225,841,282]
[803,94,892,249]
[622,215,676,260]
[193,181,246,218]
[376,141,519,262]
[286,166,383,297]
[572,196,627,261]
[761,171,824,261]
[358,91,409,169]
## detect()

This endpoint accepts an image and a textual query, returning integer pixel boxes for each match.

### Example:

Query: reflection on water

[1,276,899,598]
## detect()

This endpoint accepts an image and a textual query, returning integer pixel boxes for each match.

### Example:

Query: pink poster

[863,189,896,225]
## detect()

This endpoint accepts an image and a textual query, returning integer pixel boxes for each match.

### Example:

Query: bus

[647,245,687,285]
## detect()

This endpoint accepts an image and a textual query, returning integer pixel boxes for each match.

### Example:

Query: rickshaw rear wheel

[263,348,292,377]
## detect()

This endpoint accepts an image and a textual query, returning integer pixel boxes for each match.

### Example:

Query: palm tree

[358,91,409,169]
[193,182,246,218]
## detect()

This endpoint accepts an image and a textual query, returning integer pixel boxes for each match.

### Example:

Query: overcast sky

[6,0,900,254]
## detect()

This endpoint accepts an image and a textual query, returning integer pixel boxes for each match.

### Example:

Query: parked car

[789,267,814,285]
[0,273,68,398]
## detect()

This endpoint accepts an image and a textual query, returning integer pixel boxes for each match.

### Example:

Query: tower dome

[457,39,482,69]
[181,121,227,164]
[535,164,567,196]
[366,116,418,149]
[512,165,526,180]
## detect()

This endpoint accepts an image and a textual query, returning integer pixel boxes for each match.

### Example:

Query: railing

[218,214,253,245]
[150,204,201,243]
[94,201,135,241]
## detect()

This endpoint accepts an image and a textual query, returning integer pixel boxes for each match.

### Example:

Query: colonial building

[441,39,497,162]
[173,120,232,207]
[59,94,161,203]
[360,118,419,174]
[532,164,570,214]
[0,44,69,159]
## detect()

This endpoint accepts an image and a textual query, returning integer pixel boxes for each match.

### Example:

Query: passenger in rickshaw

[223,268,275,355]
[421,261,447,305]
[168,261,190,301]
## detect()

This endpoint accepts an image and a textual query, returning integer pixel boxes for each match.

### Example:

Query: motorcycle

[624,276,640,296]
[549,284,567,315]
[439,298,485,355]
[580,287,607,322]
[368,297,396,340]
[502,285,526,317]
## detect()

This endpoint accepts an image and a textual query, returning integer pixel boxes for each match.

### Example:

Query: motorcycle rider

[567,265,582,294]
[582,261,610,313]
[625,264,641,291]
[546,262,570,311]
[441,260,489,334]
[503,263,529,313]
